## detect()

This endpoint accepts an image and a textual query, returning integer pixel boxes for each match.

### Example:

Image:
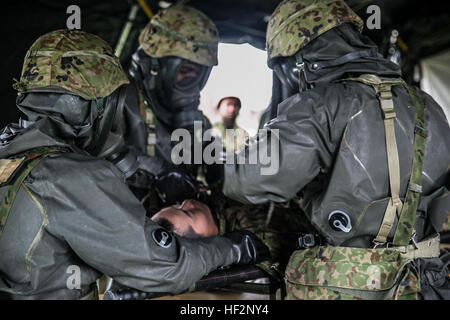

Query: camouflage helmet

[266,0,364,67]
[139,5,219,67]
[13,29,129,101]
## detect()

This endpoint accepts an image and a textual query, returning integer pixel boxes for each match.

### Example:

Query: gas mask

[15,85,127,159]
[130,47,211,131]
[91,86,126,158]
[88,85,127,158]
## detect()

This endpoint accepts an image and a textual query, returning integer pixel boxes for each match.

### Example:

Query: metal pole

[115,4,140,59]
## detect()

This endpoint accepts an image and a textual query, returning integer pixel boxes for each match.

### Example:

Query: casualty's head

[13,29,130,157]
[266,0,364,93]
[151,199,219,238]
[129,4,219,130]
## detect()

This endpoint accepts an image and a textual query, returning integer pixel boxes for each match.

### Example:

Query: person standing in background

[212,96,248,152]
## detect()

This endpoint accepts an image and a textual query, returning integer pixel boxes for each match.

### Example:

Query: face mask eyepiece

[273,56,300,93]
[174,61,205,90]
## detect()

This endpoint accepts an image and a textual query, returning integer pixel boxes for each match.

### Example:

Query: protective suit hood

[301,24,401,85]
[0,86,126,158]
[273,24,402,93]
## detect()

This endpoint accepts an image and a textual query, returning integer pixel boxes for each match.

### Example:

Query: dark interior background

[2,0,450,128]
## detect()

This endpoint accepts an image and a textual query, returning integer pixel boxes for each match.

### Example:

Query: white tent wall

[420,49,450,122]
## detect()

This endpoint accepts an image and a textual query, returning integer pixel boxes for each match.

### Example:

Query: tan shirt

[212,121,248,153]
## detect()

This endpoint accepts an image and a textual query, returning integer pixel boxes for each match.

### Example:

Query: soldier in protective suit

[0,29,269,300]
[110,4,222,209]
[221,0,450,300]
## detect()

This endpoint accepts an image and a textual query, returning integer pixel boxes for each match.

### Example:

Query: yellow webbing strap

[374,82,403,243]
[338,74,405,244]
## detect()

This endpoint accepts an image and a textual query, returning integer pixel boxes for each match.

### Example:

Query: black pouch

[416,249,450,300]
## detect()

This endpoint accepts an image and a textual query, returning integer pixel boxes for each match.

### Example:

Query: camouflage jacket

[211,121,248,153]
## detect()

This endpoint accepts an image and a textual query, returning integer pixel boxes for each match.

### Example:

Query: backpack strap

[392,84,427,246]
[0,146,69,237]
[337,74,427,246]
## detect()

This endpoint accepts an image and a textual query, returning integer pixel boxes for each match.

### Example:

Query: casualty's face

[218,98,240,120]
[151,199,219,238]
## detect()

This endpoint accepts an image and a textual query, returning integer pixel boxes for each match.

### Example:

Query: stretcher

[102,263,285,300]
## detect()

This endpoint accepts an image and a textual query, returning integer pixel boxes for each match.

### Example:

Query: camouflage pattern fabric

[393,84,427,245]
[442,214,450,232]
[266,0,364,67]
[13,29,129,101]
[0,146,69,237]
[285,245,421,300]
[139,4,219,67]
[211,122,248,153]
[210,191,315,271]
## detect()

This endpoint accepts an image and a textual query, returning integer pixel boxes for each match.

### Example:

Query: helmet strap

[95,97,105,116]
[295,50,308,92]
[150,57,159,76]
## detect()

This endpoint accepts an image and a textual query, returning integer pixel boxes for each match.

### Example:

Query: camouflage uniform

[222,0,450,300]
[441,214,450,232]
[210,191,315,271]
[211,121,248,153]
[0,30,245,299]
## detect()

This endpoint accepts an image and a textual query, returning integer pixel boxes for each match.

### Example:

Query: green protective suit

[222,25,450,251]
[0,113,239,299]
[222,0,450,300]
[0,29,242,300]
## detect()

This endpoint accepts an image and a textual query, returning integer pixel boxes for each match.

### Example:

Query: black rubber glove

[154,169,198,206]
[223,230,271,265]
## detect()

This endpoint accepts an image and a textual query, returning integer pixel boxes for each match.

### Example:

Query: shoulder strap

[0,146,69,237]
[392,84,427,246]
[340,74,404,244]
[0,158,26,186]
[337,74,427,246]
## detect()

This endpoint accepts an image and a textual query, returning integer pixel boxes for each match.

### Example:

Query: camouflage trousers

[441,213,450,232]
[284,235,441,300]
[215,196,315,272]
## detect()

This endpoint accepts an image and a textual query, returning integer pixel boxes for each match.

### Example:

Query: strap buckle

[374,239,410,254]
[379,96,396,119]
[408,182,422,193]
[297,233,320,249]
[410,231,419,250]
[382,109,396,120]
[372,240,388,249]
[414,125,428,138]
